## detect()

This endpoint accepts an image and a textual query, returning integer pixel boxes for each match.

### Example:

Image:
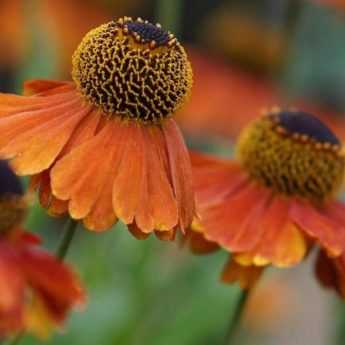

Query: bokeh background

[2,0,345,344]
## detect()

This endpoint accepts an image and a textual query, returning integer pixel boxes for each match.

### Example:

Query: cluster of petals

[0,230,84,338]
[0,80,195,239]
[188,150,345,296]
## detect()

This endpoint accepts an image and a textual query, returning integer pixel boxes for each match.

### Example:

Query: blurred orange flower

[178,50,345,144]
[189,109,345,296]
[0,230,85,339]
[0,0,26,66]
[201,9,290,75]
[177,49,281,140]
[0,160,85,339]
[0,18,195,239]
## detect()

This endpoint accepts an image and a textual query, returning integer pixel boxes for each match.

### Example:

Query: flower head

[72,17,191,122]
[0,230,85,339]
[189,109,345,296]
[0,160,85,339]
[0,17,195,238]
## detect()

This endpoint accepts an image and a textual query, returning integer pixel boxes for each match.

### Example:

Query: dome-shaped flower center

[237,110,345,202]
[72,17,193,123]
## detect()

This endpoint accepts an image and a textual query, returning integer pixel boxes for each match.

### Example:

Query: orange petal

[20,248,85,318]
[247,197,307,267]
[134,126,178,233]
[5,104,89,175]
[291,200,345,256]
[202,182,271,253]
[221,257,263,289]
[112,122,145,224]
[154,229,176,241]
[51,121,114,219]
[0,98,80,150]
[146,126,178,231]
[83,144,120,231]
[0,251,24,315]
[128,223,150,240]
[184,229,219,254]
[58,110,101,158]
[23,80,70,96]
[191,150,246,207]
[163,119,195,231]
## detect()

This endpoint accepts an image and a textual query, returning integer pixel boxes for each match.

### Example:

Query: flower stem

[224,290,250,345]
[56,219,78,260]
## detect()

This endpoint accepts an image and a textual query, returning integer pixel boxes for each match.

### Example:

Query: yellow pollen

[237,111,345,202]
[72,17,193,123]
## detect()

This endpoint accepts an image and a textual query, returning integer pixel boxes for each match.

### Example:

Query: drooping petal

[241,197,308,267]
[20,248,85,319]
[112,122,146,224]
[184,229,219,255]
[23,80,71,96]
[0,249,24,335]
[127,223,150,240]
[51,121,114,219]
[221,257,263,289]
[191,151,247,207]
[202,181,271,253]
[291,200,345,256]
[163,119,195,231]
[154,229,176,241]
[142,126,178,232]
[0,96,91,175]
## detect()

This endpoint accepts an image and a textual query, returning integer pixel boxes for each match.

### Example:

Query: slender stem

[224,289,250,345]
[56,219,78,260]
[156,0,184,36]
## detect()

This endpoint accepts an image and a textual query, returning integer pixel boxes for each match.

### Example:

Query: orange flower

[0,230,85,339]
[176,49,281,140]
[0,17,195,239]
[189,109,345,296]
[0,160,85,339]
[177,51,345,143]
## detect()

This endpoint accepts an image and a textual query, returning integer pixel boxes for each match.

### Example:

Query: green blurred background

[2,0,345,344]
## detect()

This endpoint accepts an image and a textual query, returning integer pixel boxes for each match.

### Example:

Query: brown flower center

[237,110,345,201]
[72,17,193,123]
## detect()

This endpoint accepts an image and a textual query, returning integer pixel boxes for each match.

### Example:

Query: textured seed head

[72,17,193,123]
[237,110,345,202]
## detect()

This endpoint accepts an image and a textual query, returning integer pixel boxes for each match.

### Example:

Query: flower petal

[191,150,246,207]
[23,80,71,96]
[291,200,345,256]
[221,257,263,289]
[163,119,195,231]
[245,197,308,267]
[202,182,271,253]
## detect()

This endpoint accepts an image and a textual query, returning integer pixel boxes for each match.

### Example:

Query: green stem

[224,290,250,345]
[156,0,184,37]
[56,219,78,260]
